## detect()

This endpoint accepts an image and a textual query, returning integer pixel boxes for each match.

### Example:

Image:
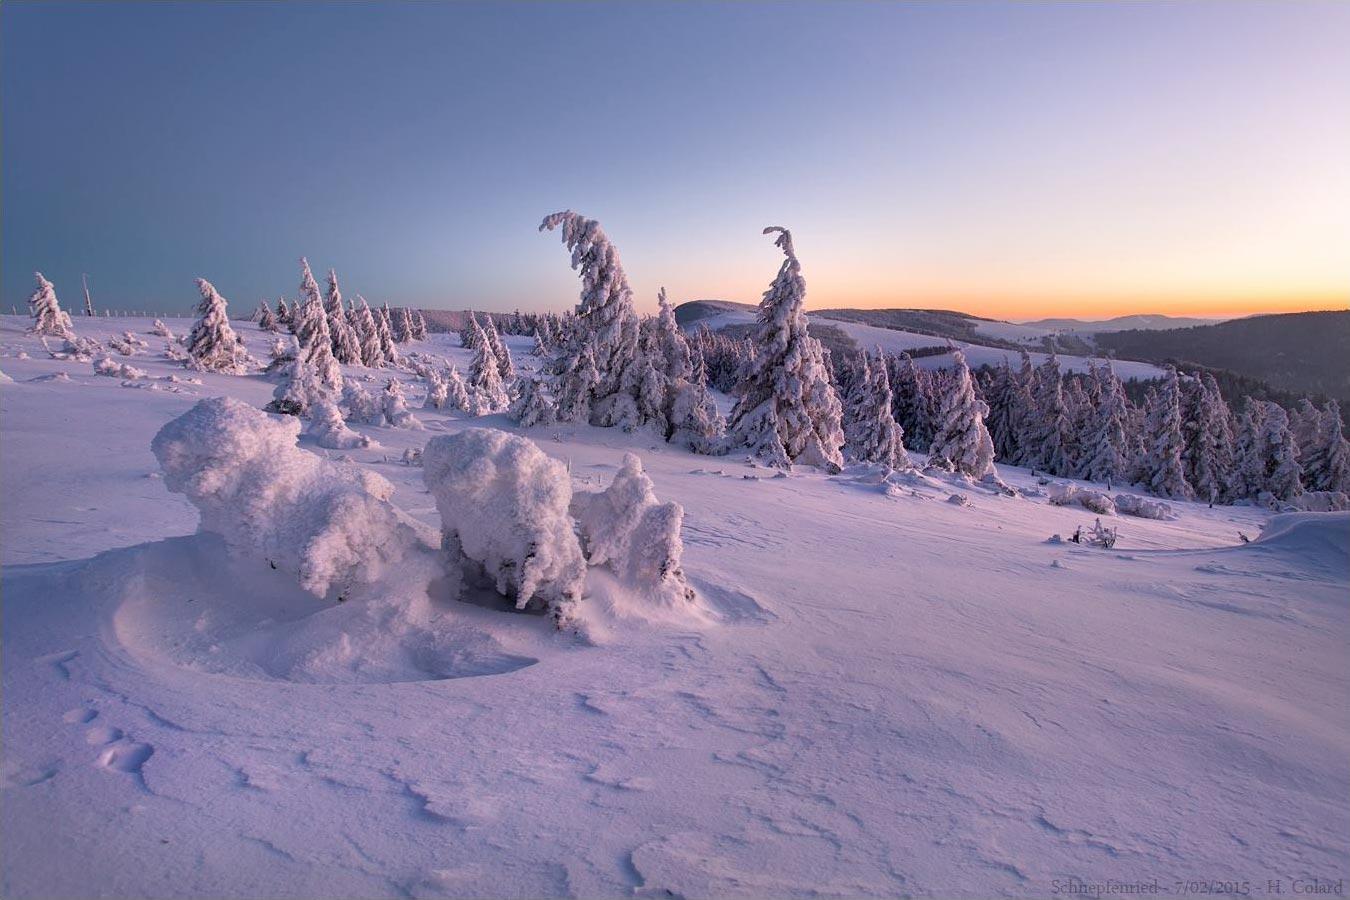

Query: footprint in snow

[84,725,124,745]
[98,742,155,776]
[63,708,97,724]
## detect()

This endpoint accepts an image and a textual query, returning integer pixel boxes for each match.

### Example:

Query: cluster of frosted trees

[257,258,425,369]
[963,353,1348,503]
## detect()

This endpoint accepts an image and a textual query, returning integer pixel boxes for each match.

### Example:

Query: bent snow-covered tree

[185,278,254,374]
[27,272,74,339]
[726,227,844,471]
[538,211,645,429]
[294,259,343,390]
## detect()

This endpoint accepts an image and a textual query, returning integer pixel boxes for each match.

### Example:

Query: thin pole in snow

[82,274,95,317]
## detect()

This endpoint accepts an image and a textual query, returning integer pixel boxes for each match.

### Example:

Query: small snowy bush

[152,397,424,598]
[308,399,374,450]
[1296,491,1350,512]
[571,453,695,607]
[423,428,585,627]
[93,356,147,380]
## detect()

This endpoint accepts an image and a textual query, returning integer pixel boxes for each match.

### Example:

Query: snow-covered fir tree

[293,260,343,390]
[27,272,74,339]
[726,227,844,471]
[324,269,363,365]
[669,350,726,454]
[844,352,909,469]
[887,353,934,453]
[1298,400,1350,494]
[924,349,994,478]
[484,316,515,381]
[381,378,423,429]
[353,296,385,367]
[266,357,326,417]
[307,398,372,449]
[376,303,398,362]
[467,321,508,414]
[460,311,483,350]
[422,366,448,409]
[184,278,254,374]
[1259,402,1303,502]
[1181,373,1234,503]
[538,211,644,429]
[392,307,415,343]
[274,297,292,327]
[983,359,1029,464]
[509,375,556,427]
[255,301,278,331]
[531,329,548,357]
[1026,353,1072,475]
[1142,367,1194,500]
[341,381,383,426]
[412,308,428,340]
[1079,362,1131,486]
[1231,399,1268,500]
[445,365,471,413]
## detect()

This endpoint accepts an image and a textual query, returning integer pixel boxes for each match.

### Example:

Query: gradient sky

[3,1,1348,319]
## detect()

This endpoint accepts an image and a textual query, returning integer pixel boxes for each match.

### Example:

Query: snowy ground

[2,315,1346,898]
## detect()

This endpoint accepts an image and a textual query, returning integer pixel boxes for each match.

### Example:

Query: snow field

[2,314,1347,898]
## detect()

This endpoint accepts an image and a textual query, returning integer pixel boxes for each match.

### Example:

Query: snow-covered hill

[2,315,1346,898]
[678,302,1168,380]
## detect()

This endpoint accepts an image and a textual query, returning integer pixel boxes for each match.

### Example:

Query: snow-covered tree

[27,272,74,339]
[669,350,726,454]
[381,378,423,429]
[571,453,696,607]
[1079,362,1130,485]
[1299,400,1350,494]
[275,297,292,327]
[375,303,398,363]
[341,381,383,426]
[726,227,844,471]
[307,398,373,449]
[1181,372,1234,503]
[460,311,483,350]
[184,278,254,374]
[538,211,644,428]
[509,375,557,427]
[255,301,278,332]
[467,321,508,415]
[325,269,363,365]
[531,329,548,357]
[392,307,415,343]
[653,287,692,382]
[1026,353,1072,475]
[294,259,343,390]
[983,358,1029,464]
[423,428,587,628]
[266,356,327,416]
[1141,367,1194,500]
[1231,399,1267,500]
[150,318,174,338]
[445,365,471,413]
[844,352,909,469]
[484,316,515,381]
[353,296,385,367]
[423,366,448,409]
[887,353,936,453]
[412,308,428,340]
[924,349,993,478]
[1260,403,1303,502]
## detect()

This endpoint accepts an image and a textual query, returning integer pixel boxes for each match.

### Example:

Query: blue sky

[3,1,1347,318]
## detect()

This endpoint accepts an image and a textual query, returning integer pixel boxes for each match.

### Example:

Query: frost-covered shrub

[509,375,556,427]
[93,356,147,379]
[1047,483,1079,506]
[150,319,174,338]
[267,358,328,417]
[151,397,422,598]
[42,335,102,362]
[1114,493,1172,520]
[342,381,384,426]
[571,453,695,607]
[308,399,374,450]
[422,428,586,627]
[382,378,423,429]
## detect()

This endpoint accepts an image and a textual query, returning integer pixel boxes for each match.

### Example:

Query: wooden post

[82,274,95,317]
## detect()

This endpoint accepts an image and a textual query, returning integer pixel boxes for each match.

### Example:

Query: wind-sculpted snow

[423,428,586,627]
[151,397,425,598]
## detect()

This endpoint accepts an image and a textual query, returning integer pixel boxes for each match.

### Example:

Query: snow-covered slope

[2,315,1346,898]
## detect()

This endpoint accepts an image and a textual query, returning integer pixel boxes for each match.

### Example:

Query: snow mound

[1114,493,1172,520]
[572,453,697,610]
[1252,512,1350,572]
[423,428,586,627]
[101,535,537,684]
[1047,482,1116,515]
[152,397,429,599]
